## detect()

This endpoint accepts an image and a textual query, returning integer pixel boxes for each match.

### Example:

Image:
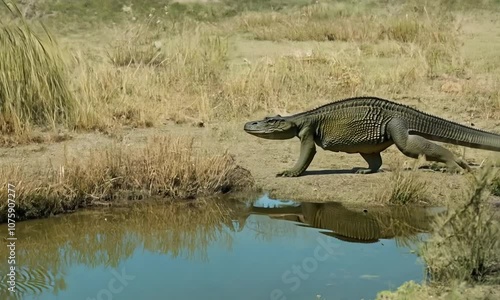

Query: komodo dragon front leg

[386,118,471,173]
[276,130,316,177]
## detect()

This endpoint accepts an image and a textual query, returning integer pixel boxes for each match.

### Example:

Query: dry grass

[106,19,166,67]
[377,164,500,299]
[377,280,500,300]
[491,172,500,197]
[220,50,362,118]
[375,157,429,205]
[66,22,229,130]
[0,2,76,137]
[421,164,500,284]
[236,3,457,46]
[4,0,500,143]
[0,135,254,222]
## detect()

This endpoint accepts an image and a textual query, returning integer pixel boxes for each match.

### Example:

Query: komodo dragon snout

[244,115,298,140]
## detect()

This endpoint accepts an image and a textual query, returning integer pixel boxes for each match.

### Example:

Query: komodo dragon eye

[264,115,282,124]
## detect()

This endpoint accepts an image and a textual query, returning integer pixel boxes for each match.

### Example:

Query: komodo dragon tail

[404,108,500,152]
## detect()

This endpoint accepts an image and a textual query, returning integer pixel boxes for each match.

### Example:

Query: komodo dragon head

[243,115,298,140]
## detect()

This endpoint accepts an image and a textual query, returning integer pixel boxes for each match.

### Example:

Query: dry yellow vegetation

[1,1,500,298]
[0,135,254,222]
[2,0,500,142]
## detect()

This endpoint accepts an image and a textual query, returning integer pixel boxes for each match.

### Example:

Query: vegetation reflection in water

[0,195,443,300]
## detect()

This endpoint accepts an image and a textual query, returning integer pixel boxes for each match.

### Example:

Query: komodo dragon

[243,96,500,177]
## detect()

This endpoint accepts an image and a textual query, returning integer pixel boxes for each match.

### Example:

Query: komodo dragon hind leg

[386,118,471,173]
[355,153,383,174]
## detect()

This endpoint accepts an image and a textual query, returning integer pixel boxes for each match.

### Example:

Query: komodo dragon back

[244,96,500,177]
[294,97,500,151]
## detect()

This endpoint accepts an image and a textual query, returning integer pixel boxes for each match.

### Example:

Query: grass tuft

[376,158,428,205]
[0,2,76,136]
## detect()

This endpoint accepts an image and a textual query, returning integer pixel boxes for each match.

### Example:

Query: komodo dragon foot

[276,169,302,177]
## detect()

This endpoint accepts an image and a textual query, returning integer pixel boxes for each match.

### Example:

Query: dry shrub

[421,164,500,284]
[0,135,254,222]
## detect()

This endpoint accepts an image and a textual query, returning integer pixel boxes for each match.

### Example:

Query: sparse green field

[1,0,500,298]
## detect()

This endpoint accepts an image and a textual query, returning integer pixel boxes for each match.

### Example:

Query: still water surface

[0,195,441,300]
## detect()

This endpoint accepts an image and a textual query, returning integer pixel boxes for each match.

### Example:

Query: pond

[0,195,443,300]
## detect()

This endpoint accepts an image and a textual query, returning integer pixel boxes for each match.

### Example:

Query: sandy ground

[2,116,499,206]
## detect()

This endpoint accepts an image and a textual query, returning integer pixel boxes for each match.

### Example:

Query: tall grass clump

[0,135,254,222]
[165,29,228,88]
[0,2,76,135]
[420,164,500,284]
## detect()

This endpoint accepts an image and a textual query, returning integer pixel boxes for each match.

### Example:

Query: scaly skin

[243,96,500,177]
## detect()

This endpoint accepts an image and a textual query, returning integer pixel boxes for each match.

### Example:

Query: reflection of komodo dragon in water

[244,96,500,177]
[238,202,439,244]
